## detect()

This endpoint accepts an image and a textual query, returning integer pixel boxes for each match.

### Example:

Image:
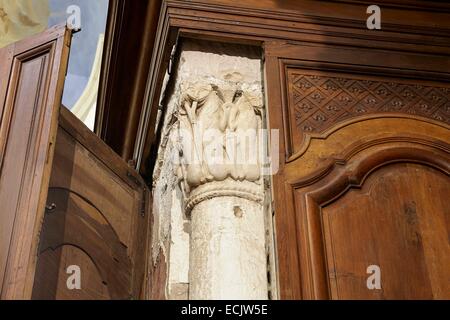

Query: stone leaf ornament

[178,82,263,189]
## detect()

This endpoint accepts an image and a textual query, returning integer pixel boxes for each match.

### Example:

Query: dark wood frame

[95,0,162,161]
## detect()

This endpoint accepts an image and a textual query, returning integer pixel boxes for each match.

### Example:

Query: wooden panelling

[32,107,151,300]
[0,25,70,299]
[264,34,450,299]
[322,163,450,299]
[33,245,111,300]
[167,0,450,56]
[292,144,450,299]
[288,71,450,133]
[285,68,450,158]
[33,188,132,300]
[192,0,450,25]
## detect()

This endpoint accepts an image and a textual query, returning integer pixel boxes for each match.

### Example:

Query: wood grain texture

[264,34,450,299]
[0,45,13,125]
[292,144,450,299]
[272,115,450,300]
[323,163,450,299]
[32,107,151,300]
[283,65,450,160]
[33,245,111,300]
[288,70,450,133]
[0,25,70,299]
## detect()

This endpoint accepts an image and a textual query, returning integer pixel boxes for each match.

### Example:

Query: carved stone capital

[177,81,264,198]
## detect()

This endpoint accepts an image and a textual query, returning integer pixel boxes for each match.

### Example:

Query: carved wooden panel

[0,25,70,299]
[293,143,450,299]
[265,40,450,299]
[322,163,450,299]
[286,69,450,157]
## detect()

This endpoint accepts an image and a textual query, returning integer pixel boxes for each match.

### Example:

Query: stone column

[187,181,267,299]
[152,40,268,299]
[178,82,269,300]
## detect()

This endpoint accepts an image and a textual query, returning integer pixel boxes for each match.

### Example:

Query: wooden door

[31,102,151,300]
[0,25,71,299]
[266,41,450,299]
[0,25,151,300]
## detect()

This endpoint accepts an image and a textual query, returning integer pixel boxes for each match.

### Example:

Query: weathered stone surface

[190,195,267,300]
[151,39,267,300]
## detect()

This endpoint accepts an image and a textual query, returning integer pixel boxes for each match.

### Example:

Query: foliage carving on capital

[177,82,264,192]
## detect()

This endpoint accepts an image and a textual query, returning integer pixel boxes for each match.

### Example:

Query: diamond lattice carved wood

[289,71,450,134]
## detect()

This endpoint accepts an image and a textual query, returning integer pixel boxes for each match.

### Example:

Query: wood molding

[323,0,450,12]
[278,59,450,161]
[95,0,124,139]
[167,0,450,53]
[134,0,178,178]
[291,141,450,299]
[292,136,450,188]
[96,0,162,161]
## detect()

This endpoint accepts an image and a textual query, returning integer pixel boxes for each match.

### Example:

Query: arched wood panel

[293,143,450,299]
[33,188,132,300]
[323,163,449,299]
[32,245,111,300]
[32,108,151,300]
